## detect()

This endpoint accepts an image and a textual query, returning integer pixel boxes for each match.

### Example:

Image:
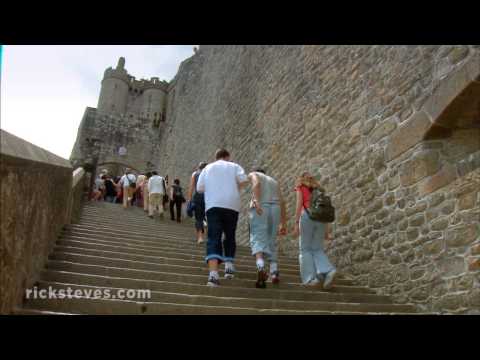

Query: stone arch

[96,161,140,175]
[386,52,480,196]
[423,54,480,140]
[387,53,480,161]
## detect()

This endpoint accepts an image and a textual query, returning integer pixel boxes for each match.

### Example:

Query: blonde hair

[296,171,324,191]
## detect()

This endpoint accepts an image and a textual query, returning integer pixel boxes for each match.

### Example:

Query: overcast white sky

[0,45,195,159]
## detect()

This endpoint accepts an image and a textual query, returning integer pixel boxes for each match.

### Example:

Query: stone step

[80,209,195,229]
[11,307,78,315]
[56,238,302,270]
[32,281,417,313]
[40,270,393,304]
[70,220,195,238]
[25,296,379,315]
[58,235,302,268]
[80,209,194,223]
[61,230,297,264]
[68,222,261,254]
[52,245,303,276]
[49,251,352,285]
[45,260,373,294]
[63,227,257,257]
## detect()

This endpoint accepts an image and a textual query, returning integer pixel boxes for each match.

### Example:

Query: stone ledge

[386,111,431,161]
[1,129,71,169]
[418,163,458,196]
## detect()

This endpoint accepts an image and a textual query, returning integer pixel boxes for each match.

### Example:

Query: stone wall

[70,107,164,173]
[0,130,84,314]
[67,167,87,224]
[155,45,479,313]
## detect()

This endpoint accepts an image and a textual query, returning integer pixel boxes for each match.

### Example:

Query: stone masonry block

[369,116,398,144]
[471,243,480,255]
[468,257,480,271]
[446,224,479,248]
[418,164,458,196]
[401,150,441,187]
[386,111,432,161]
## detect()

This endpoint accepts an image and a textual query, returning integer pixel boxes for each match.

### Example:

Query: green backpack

[306,188,335,223]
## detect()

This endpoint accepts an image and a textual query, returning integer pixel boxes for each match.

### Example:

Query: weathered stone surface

[446,224,478,248]
[423,238,444,256]
[384,192,395,206]
[410,286,430,302]
[468,258,480,271]
[400,150,441,186]
[424,52,480,133]
[398,220,408,231]
[418,164,458,196]
[409,214,425,227]
[458,192,477,210]
[0,130,83,315]
[386,111,432,161]
[405,201,428,217]
[440,200,456,215]
[337,210,351,226]
[472,244,480,255]
[403,249,415,263]
[363,199,383,216]
[433,295,465,312]
[449,47,470,64]
[428,193,445,208]
[370,116,397,144]
[352,249,374,262]
[390,253,402,265]
[438,256,466,277]
[431,217,449,231]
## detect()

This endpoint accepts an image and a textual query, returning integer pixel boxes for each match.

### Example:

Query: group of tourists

[91,169,187,223]
[191,148,337,290]
[90,147,336,290]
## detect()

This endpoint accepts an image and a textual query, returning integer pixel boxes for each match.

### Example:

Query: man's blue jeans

[205,207,239,264]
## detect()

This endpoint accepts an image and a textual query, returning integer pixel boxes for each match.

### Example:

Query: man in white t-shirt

[148,171,166,219]
[196,148,249,287]
[120,168,136,209]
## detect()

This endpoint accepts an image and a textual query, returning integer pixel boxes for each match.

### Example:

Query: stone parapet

[0,130,84,314]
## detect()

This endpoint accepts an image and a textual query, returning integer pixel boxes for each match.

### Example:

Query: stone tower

[97,57,130,115]
[70,57,172,174]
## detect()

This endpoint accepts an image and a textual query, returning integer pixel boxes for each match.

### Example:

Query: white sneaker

[305,279,320,287]
[224,262,235,279]
[207,276,220,287]
[323,270,337,290]
[224,268,235,279]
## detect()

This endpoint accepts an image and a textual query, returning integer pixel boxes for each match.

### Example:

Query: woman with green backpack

[292,171,336,289]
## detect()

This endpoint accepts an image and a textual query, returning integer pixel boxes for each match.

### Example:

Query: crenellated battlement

[102,57,169,92]
[126,76,169,92]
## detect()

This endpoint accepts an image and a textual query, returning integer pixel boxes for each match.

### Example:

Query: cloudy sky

[1,45,195,158]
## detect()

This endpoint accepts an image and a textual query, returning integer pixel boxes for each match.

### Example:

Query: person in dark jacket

[187,162,208,244]
[169,179,185,222]
[103,175,117,203]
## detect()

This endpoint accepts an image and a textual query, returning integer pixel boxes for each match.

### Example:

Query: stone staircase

[16,202,420,314]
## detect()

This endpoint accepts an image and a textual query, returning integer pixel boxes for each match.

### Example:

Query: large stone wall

[155,45,480,314]
[70,107,164,173]
[0,130,85,314]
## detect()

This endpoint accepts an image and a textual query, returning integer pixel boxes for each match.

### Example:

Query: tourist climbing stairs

[16,202,420,314]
